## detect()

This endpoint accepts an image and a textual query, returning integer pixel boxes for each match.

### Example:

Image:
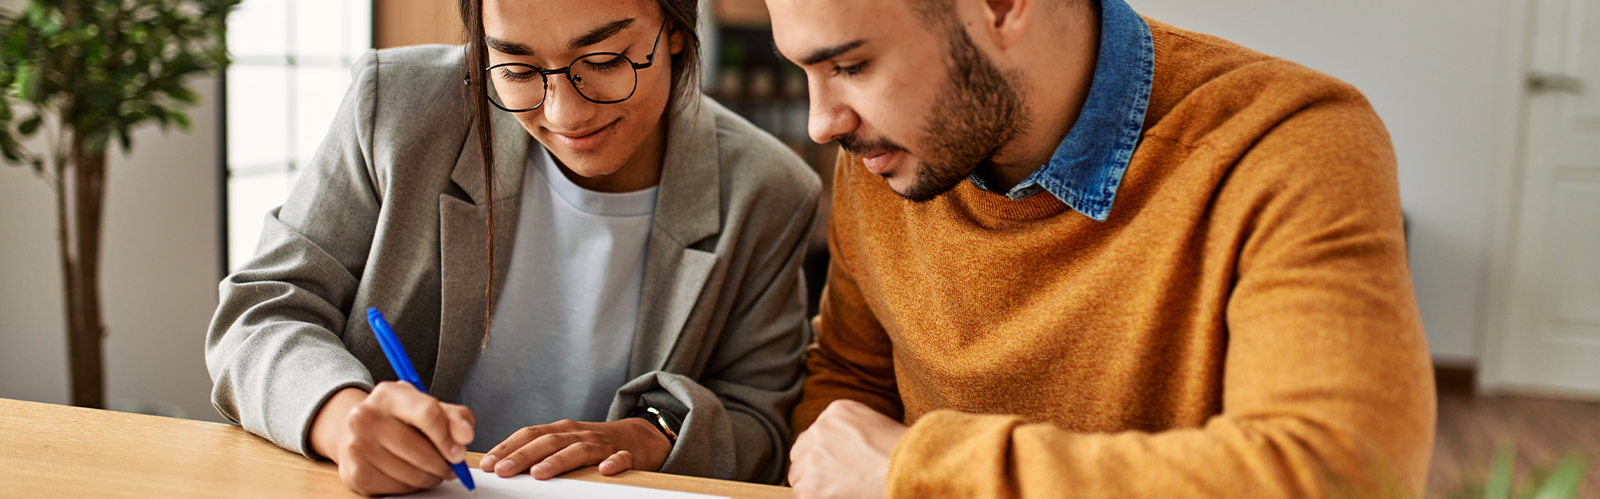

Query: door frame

[1477,0,1600,398]
[1476,0,1532,395]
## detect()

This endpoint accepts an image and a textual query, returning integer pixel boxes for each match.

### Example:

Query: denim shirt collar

[968,0,1153,222]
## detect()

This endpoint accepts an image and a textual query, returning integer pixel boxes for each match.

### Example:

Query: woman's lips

[861,149,901,176]
[553,120,618,152]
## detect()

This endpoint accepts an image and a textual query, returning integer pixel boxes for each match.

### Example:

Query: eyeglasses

[481,19,667,113]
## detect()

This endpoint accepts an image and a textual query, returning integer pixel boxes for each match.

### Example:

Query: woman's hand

[478,418,672,479]
[309,382,475,496]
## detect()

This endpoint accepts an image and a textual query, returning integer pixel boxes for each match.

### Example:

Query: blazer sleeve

[610,153,822,485]
[204,50,383,458]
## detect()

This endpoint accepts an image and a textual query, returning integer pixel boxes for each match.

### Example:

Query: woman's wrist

[309,387,367,461]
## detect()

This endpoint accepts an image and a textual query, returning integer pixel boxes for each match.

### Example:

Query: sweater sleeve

[791,152,907,435]
[884,95,1435,498]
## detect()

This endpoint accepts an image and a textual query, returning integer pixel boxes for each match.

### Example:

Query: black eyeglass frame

[475,19,668,113]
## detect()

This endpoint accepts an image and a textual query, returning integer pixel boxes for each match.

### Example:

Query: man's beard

[837,25,1029,203]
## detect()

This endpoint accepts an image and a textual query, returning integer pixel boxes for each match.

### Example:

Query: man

[766,0,1435,497]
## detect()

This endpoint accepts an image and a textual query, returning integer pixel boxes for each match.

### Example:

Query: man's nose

[807,81,859,145]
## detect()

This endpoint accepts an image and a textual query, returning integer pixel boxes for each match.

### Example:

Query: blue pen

[366,307,476,492]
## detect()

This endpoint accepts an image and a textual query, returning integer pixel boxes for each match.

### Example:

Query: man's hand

[309,382,475,496]
[789,399,909,499]
[478,418,672,479]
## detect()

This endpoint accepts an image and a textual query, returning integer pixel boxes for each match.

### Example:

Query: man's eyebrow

[569,18,636,51]
[482,18,637,58]
[800,39,866,66]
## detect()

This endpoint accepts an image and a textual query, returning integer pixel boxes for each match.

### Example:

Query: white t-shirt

[456,145,658,452]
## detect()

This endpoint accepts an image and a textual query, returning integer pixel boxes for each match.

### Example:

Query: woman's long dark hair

[458,0,701,340]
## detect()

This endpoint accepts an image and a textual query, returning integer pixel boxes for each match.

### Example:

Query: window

[225,0,371,271]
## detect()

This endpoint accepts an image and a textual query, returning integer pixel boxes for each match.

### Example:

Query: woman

[204,0,820,494]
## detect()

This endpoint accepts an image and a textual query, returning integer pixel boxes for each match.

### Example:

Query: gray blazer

[205,45,820,485]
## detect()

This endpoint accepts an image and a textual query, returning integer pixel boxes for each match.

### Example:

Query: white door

[1483,0,1600,396]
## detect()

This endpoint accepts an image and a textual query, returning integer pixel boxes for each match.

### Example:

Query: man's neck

[981,1,1102,192]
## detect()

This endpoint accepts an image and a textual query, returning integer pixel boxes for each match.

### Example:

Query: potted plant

[1,0,237,409]
[1443,446,1588,499]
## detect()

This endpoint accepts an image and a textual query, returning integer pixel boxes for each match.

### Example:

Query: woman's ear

[669,24,686,55]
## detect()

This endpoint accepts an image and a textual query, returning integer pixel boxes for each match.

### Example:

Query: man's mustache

[836,133,906,158]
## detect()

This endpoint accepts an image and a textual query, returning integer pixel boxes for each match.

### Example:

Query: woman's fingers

[373,382,467,464]
[493,431,582,478]
[598,450,635,476]
[481,423,558,471]
[339,420,441,495]
[442,402,476,450]
[529,441,610,479]
[376,421,456,481]
[340,453,414,497]
[333,381,476,496]
[364,436,449,490]
[482,419,667,479]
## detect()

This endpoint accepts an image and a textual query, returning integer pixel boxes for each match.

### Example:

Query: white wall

[0,0,1517,415]
[1130,0,1521,363]
[0,76,225,423]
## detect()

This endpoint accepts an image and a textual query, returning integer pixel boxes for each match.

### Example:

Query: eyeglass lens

[490,53,639,110]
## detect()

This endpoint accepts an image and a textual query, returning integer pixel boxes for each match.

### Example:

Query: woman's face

[482,0,682,182]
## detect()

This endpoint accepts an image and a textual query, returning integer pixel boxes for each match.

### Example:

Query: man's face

[769,0,1028,202]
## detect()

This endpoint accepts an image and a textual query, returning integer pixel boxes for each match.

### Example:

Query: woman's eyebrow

[485,37,534,56]
[569,18,637,50]
[482,18,637,58]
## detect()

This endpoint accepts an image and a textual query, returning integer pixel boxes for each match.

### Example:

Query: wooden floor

[1428,389,1600,498]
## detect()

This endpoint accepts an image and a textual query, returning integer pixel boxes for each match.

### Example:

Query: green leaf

[17,114,41,136]
[1485,445,1514,499]
[0,131,23,163]
[165,84,198,104]
[13,64,40,101]
[167,109,191,131]
[116,128,133,153]
[1529,456,1586,499]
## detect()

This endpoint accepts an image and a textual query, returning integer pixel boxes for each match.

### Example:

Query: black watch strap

[633,406,679,446]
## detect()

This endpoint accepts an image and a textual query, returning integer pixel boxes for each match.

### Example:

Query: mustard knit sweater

[795,18,1435,498]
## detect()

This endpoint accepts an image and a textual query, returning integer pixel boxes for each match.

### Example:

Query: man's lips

[551,119,619,152]
[859,149,901,176]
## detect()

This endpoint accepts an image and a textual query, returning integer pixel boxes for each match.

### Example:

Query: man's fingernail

[451,444,465,462]
[496,459,515,473]
[532,463,551,476]
[481,454,498,468]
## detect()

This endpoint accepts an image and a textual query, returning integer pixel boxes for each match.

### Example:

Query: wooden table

[0,398,791,498]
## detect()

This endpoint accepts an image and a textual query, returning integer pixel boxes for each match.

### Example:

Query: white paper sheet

[390,468,730,499]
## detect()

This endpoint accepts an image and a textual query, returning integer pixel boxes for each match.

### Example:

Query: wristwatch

[632,406,681,446]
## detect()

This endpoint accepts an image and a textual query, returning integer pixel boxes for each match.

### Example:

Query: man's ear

[981,0,1032,51]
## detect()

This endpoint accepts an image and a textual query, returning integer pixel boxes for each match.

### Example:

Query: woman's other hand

[478,418,672,479]
[309,382,476,496]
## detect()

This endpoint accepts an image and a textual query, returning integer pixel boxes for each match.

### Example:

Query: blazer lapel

[629,97,723,376]
[433,109,529,402]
